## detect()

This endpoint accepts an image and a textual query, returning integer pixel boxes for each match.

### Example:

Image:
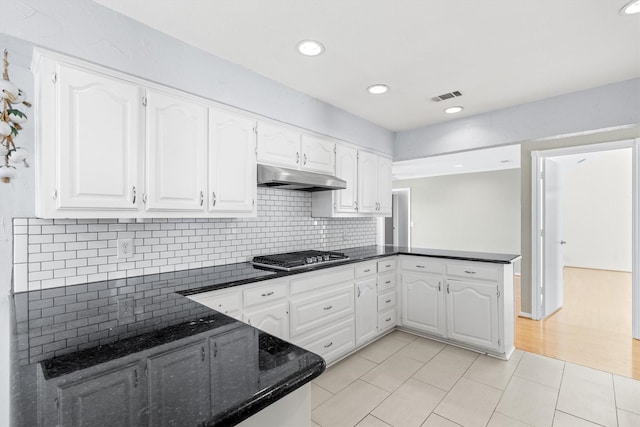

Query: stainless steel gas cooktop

[251,250,349,271]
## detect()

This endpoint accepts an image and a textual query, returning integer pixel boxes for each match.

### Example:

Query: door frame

[392,188,411,247]
[530,138,639,339]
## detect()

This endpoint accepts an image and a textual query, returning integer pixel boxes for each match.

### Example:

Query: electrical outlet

[117,238,134,259]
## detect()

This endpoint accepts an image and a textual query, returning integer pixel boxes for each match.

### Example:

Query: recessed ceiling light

[367,84,390,95]
[621,0,640,14]
[296,40,324,56]
[444,106,464,114]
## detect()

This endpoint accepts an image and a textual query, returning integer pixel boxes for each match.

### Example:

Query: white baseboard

[518,311,532,319]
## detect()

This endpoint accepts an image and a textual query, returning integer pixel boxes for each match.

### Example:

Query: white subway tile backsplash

[14,188,377,291]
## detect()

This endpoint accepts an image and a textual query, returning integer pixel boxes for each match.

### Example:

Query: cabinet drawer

[378,309,396,332]
[377,258,396,273]
[355,261,377,278]
[296,318,355,364]
[290,267,354,295]
[377,272,396,292]
[244,281,288,308]
[189,290,241,316]
[401,257,443,274]
[290,283,354,337]
[446,263,499,281]
[377,290,396,312]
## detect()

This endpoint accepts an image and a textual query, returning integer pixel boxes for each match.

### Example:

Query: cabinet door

[300,134,335,174]
[355,277,377,346]
[243,302,289,340]
[147,341,210,427]
[446,279,499,350]
[145,89,207,212]
[335,144,358,213]
[256,122,300,168]
[56,63,142,212]
[209,109,257,214]
[55,362,145,427]
[210,327,259,414]
[357,150,379,213]
[401,272,445,336]
[377,156,392,215]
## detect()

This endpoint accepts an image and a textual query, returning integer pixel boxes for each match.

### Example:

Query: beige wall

[393,169,521,254]
[520,125,640,314]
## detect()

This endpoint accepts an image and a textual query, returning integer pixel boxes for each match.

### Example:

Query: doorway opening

[528,139,640,377]
[384,188,411,247]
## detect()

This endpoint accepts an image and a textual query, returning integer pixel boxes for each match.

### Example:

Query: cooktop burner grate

[252,250,349,271]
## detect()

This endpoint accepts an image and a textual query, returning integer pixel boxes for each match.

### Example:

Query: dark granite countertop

[11,245,518,426]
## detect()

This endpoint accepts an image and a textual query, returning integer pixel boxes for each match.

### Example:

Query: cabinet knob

[261,291,274,297]
[464,270,476,274]
[324,341,333,348]
[357,286,361,297]
[385,299,391,303]
[323,305,333,311]
[416,265,425,269]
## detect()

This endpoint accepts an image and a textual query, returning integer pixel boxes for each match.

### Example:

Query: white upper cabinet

[36,58,144,217]
[300,134,335,174]
[357,150,392,216]
[145,89,208,213]
[256,121,335,174]
[335,144,358,213]
[208,108,257,215]
[256,122,301,168]
[377,156,392,215]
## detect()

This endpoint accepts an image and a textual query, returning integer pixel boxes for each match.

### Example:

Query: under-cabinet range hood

[257,164,347,192]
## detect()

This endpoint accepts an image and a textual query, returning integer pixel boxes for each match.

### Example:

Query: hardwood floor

[515,267,640,380]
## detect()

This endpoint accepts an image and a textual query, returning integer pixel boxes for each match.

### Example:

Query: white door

[401,272,445,336]
[145,89,208,212]
[542,158,565,318]
[357,150,379,213]
[256,122,300,168]
[335,145,358,213]
[57,64,142,211]
[301,134,335,174]
[355,277,378,346]
[377,156,393,215]
[446,279,499,350]
[243,302,289,340]
[208,109,257,214]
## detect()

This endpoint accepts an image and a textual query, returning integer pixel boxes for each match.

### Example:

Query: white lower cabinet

[289,282,354,338]
[296,317,355,363]
[446,279,499,350]
[243,302,289,340]
[355,277,377,346]
[401,272,445,337]
[188,289,242,320]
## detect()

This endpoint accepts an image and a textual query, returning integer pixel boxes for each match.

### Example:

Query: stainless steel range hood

[257,164,347,192]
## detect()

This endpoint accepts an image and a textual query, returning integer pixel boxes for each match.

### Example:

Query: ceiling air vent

[431,90,463,102]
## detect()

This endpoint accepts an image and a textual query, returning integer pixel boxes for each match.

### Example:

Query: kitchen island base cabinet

[446,280,499,351]
[236,383,311,427]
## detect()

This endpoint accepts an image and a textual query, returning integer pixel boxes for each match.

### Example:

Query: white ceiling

[94,0,640,132]
[392,145,521,180]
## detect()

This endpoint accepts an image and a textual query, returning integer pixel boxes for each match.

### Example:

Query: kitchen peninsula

[12,245,519,427]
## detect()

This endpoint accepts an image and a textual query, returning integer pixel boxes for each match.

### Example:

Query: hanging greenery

[0,49,31,183]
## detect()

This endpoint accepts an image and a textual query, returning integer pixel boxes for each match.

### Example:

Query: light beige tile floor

[311,331,640,427]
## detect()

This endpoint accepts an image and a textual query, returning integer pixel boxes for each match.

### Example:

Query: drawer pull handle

[324,342,333,348]
[364,269,371,273]
[385,299,391,303]
[385,280,391,284]
[385,264,391,268]
[261,291,274,297]
[464,270,476,274]
[323,305,332,311]
[416,265,425,269]
[386,317,392,322]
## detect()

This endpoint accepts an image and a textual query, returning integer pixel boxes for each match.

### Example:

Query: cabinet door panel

[57,64,142,211]
[148,341,210,427]
[256,122,300,168]
[401,272,445,336]
[357,150,378,213]
[57,363,144,427]
[290,284,354,338]
[377,156,392,215]
[209,109,256,213]
[446,280,499,350]
[334,145,358,213]
[300,134,335,174]
[146,89,207,212]
[243,302,289,340]
[355,277,377,346]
